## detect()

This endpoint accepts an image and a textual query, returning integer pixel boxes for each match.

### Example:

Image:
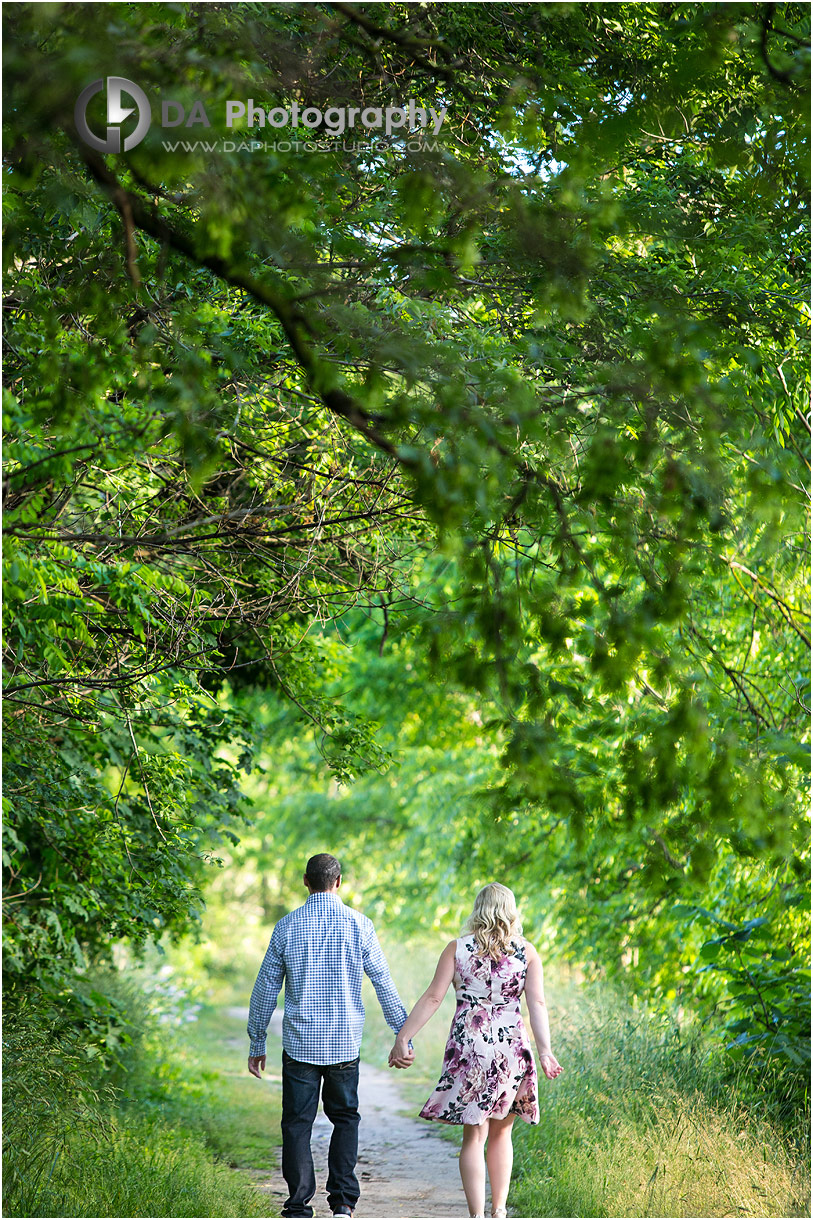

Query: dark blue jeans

[280,1050,360,1217]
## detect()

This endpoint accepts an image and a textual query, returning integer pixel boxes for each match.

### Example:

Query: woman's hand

[388,1036,414,1069]
[538,1051,563,1080]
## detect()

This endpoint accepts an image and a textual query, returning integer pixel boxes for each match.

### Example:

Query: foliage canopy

[3,2,810,1067]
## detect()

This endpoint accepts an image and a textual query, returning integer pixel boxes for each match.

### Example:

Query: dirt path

[227,1007,468,1218]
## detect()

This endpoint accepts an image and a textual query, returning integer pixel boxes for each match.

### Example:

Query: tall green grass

[2,977,278,1218]
[510,982,810,1218]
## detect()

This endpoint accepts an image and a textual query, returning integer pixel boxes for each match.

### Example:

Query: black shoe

[332,1209,354,1217]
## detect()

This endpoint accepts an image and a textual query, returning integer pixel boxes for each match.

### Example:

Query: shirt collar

[305,890,343,907]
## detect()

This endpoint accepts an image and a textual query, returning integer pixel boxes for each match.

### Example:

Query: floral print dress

[419,937,539,1125]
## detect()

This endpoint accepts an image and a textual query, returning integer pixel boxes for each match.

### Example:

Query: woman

[389,883,562,1219]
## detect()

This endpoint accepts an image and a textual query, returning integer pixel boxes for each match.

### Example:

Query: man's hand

[248,1054,266,1079]
[388,1036,415,1069]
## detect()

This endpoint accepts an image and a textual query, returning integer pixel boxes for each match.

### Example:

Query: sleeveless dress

[419,936,539,1125]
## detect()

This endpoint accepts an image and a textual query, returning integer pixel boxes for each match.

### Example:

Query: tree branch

[74,148,405,463]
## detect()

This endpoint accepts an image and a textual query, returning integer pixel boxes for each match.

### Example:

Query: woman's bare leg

[485,1114,516,1213]
[459,1121,488,1216]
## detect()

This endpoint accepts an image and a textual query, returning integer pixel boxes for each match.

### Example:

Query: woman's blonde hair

[464,883,523,959]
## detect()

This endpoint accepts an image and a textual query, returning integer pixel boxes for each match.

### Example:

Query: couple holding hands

[247,854,562,1219]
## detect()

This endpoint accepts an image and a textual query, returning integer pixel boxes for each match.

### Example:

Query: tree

[3,2,809,1063]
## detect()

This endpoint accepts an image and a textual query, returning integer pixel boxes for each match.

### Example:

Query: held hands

[388,1036,415,1070]
[538,1051,563,1080]
[248,1054,266,1079]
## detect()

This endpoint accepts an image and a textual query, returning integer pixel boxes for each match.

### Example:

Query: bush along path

[229,1006,468,1219]
[3,988,274,1220]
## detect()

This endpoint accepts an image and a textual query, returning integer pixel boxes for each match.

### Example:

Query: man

[247,853,414,1218]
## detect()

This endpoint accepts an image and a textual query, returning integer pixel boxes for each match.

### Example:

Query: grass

[2,980,279,1218]
[169,1001,282,1172]
[6,1110,271,1219]
[509,980,810,1218]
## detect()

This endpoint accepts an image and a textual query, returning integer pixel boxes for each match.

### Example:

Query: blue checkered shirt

[247,891,408,1064]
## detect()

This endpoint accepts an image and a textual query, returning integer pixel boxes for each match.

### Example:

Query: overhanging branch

[75,147,405,463]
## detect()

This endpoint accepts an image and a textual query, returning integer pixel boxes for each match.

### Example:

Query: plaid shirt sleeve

[247,921,285,1058]
[362,924,408,1035]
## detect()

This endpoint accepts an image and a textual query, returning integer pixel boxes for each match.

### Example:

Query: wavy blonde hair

[464,883,523,959]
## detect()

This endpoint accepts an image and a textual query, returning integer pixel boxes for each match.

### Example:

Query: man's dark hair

[305,853,341,891]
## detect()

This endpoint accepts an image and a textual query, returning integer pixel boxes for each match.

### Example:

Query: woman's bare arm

[388,940,456,1065]
[523,941,563,1079]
